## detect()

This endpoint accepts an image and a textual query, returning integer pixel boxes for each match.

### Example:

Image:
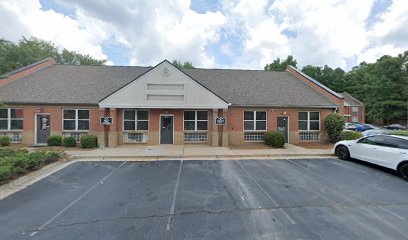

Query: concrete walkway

[66,144,333,161]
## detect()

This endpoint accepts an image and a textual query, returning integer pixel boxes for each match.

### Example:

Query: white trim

[0,108,23,131]
[243,110,268,132]
[99,104,228,109]
[183,110,209,131]
[159,114,174,144]
[298,111,320,131]
[34,113,50,145]
[277,115,290,143]
[62,109,90,131]
[122,109,149,131]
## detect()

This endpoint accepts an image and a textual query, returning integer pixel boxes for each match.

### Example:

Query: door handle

[401,152,407,154]
[371,147,377,149]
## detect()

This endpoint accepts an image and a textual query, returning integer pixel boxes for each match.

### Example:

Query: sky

[0,0,407,70]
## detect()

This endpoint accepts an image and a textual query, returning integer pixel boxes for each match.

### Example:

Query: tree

[302,64,346,92]
[0,37,107,76]
[264,55,297,71]
[172,60,194,69]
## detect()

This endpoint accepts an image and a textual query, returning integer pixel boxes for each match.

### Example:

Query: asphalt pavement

[0,158,407,240]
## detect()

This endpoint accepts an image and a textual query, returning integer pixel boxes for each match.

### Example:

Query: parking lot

[0,158,407,240]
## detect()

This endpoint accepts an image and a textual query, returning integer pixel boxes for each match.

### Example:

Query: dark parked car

[355,123,379,132]
[384,124,407,130]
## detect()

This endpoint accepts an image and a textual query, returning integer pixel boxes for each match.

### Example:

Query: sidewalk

[66,144,334,161]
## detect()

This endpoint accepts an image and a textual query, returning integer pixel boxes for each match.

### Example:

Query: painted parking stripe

[166,160,184,233]
[29,161,127,237]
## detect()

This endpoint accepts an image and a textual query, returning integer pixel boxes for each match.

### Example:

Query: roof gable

[99,60,229,109]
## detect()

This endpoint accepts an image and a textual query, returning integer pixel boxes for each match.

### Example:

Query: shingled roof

[339,92,363,106]
[0,63,338,108]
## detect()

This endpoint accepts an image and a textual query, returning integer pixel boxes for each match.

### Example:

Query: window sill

[0,130,23,132]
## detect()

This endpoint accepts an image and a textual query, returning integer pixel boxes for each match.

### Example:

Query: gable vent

[147,94,184,101]
[147,83,184,91]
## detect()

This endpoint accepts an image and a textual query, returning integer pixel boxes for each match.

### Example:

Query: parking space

[0,158,407,240]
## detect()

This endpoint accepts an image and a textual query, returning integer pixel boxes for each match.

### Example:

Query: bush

[340,131,363,140]
[63,137,77,147]
[387,130,408,136]
[0,150,60,183]
[264,131,285,148]
[80,135,98,148]
[324,113,345,143]
[47,135,62,146]
[0,136,10,146]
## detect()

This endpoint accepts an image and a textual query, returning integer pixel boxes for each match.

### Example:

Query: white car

[334,134,408,181]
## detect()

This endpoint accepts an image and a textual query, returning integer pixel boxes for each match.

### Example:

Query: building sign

[215,116,226,125]
[100,117,113,125]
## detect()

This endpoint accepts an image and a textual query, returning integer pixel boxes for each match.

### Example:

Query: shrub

[0,165,15,182]
[387,130,408,136]
[340,131,363,140]
[0,136,10,146]
[63,137,77,147]
[80,135,98,148]
[264,131,285,148]
[47,135,62,146]
[324,113,345,143]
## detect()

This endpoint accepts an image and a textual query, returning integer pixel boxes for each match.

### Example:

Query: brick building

[0,58,364,147]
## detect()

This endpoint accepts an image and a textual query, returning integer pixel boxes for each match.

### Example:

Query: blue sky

[1,0,407,70]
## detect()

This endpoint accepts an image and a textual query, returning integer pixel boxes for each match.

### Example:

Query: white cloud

[0,0,108,60]
[0,0,407,70]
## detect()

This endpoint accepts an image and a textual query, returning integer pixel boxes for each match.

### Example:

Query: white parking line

[378,206,405,220]
[166,160,184,232]
[30,161,127,237]
[235,160,296,224]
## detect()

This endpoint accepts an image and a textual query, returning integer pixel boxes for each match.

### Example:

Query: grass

[0,148,61,184]
[387,130,408,136]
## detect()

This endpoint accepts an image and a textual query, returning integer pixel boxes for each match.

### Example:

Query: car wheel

[399,163,408,181]
[335,145,350,160]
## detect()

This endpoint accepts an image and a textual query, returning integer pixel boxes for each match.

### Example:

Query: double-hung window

[298,112,320,131]
[0,108,23,143]
[123,110,149,131]
[184,111,208,131]
[352,106,359,115]
[63,109,89,131]
[184,111,208,142]
[123,110,149,143]
[244,111,267,142]
[298,111,320,142]
[0,108,23,130]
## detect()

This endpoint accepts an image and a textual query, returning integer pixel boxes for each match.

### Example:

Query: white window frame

[243,111,267,131]
[352,116,358,123]
[298,111,320,131]
[123,109,149,132]
[62,109,90,131]
[0,108,23,131]
[183,110,208,131]
[352,106,359,114]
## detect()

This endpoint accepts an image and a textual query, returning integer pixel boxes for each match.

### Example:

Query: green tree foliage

[172,60,194,69]
[344,52,408,123]
[302,65,347,92]
[0,37,107,76]
[264,55,297,71]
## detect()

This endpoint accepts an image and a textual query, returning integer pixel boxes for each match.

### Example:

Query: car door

[375,136,408,169]
[353,136,381,163]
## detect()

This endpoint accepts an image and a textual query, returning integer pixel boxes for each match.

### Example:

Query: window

[184,132,208,142]
[298,112,320,131]
[124,132,148,143]
[184,111,208,131]
[244,132,265,142]
[358,135,386,146]
[63,109,89,131]
[0,108,23,130]
[352,106,359,114]
[63,132,88,143]
[123,110,149,131]
[299,132,320,142]
[352,116,358,123]
[385,136,408,149]
[244,111,267,131]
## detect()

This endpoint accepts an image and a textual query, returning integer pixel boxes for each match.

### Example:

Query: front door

[160,116,173,144]
[36,114,51,144]
[277,116,289,143]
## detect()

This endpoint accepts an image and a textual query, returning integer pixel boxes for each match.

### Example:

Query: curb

[68,154,335,161]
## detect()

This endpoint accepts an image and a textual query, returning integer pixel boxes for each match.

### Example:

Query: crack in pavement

[23,201,408,234]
